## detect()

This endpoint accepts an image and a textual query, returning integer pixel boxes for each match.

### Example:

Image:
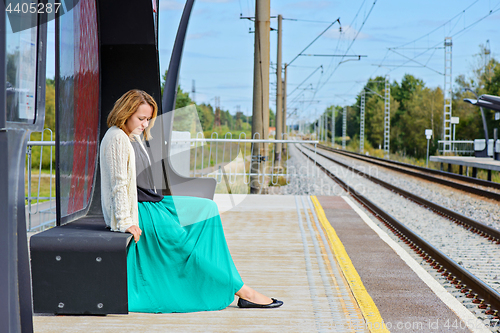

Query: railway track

[315,143,500,201]
[296,143,500,323]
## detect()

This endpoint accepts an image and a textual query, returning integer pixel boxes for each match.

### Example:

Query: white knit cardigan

[100,126,139,232]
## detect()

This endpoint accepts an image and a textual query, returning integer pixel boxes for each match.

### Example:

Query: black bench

[30,217,132,314]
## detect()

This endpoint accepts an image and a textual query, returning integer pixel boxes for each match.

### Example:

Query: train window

[5,5,38,124]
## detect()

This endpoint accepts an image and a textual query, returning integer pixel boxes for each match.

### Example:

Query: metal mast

[191,79,196,103]
[320,114,323,141]
[485,39,491,74]
[360,89,365,153]
[383,75,390,156]
[443,37,453,153]
[342,106,347,149]
[324,114,327,142]
[331,109,335,147]
[282,64,287,154]
[316,118,319,139]
[275,14,283,161]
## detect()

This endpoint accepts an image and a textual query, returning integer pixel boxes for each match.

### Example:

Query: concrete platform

[430,155,500,171]
[316,196,488,333]
[33,194,367,332]
[32,194,490,332]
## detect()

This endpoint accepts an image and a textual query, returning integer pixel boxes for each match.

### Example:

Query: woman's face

[125,103,153,136]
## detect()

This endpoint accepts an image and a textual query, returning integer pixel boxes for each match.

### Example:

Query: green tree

[269,108,275,128]
[484,59,500,96]
[160,70,194,110]
[196,103,214,132]
[398,85,442,157]
[392,74,425,113]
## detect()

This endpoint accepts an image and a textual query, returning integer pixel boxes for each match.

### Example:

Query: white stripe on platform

[341,195,491,333]
[301,196,352,332]
[295,196,324,332]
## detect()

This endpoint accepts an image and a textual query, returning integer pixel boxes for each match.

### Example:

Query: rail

[297,144,500,319]
[315,143,500,196]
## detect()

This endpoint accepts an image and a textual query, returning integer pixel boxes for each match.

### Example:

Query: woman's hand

[126,225,142,243]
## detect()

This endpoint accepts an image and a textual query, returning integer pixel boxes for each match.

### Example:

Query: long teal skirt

[126,196,244,313]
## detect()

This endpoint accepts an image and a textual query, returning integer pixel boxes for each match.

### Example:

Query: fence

[170,132,318,191]
[25,130,318,231]
[437,140,474,155]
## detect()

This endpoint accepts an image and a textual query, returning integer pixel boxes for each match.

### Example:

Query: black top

[130,138,164,202]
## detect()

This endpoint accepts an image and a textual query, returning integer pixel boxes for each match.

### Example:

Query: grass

[25,169,55,204]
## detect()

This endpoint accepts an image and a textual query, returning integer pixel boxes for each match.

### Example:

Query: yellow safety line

[308,209,363,331]
[311,196,390,333]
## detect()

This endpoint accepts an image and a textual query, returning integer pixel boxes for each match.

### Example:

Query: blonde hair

[107,89,158,141]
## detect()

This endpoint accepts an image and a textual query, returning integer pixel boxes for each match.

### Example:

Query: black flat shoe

[237,297,283,308]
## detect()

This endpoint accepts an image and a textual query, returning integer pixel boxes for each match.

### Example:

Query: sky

[157,0,500,125]
[45,0,500,125]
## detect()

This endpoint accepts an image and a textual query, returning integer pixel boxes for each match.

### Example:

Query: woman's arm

[104,134,139,233]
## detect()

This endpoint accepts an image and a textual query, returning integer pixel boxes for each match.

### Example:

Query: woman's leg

[235,284,273,305]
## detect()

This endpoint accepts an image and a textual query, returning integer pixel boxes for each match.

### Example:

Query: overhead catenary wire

[378,1,500,76]
[287,65,323,97]
[282,18,337,24]
[304,0,377,112]
[391,0,480,49]
[388,48,444,75]
[286,18,341,67]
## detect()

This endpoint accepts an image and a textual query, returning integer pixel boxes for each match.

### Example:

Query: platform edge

[311,196,389,333]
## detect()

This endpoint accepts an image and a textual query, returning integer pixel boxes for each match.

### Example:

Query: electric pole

[485,39,491,72]
[282,63,287,154]
[342,106,347,150]
[383,75,390,157]
[443,37,452,153]
[331,108,335,147]
[214,96,221,128]
[192,79,196,104]
[275,14,283,162]
[360,89,365,153]
[250,0,270,194]
[324,113,327,142]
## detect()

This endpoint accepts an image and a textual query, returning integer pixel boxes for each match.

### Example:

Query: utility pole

[443,37,452,153]
[342,106,347,149]
[360,89,365,153]
[321,114,324,142]
[250,0,270,194]
[192,79,196,103]
[319,115,322,141]
[331,108,335,147]
[325,114,328,142]
[485,39,491,74]
[282,63,287,154]
[214,96,221,128]
[275,14,283,162]
[383,75,390,157]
